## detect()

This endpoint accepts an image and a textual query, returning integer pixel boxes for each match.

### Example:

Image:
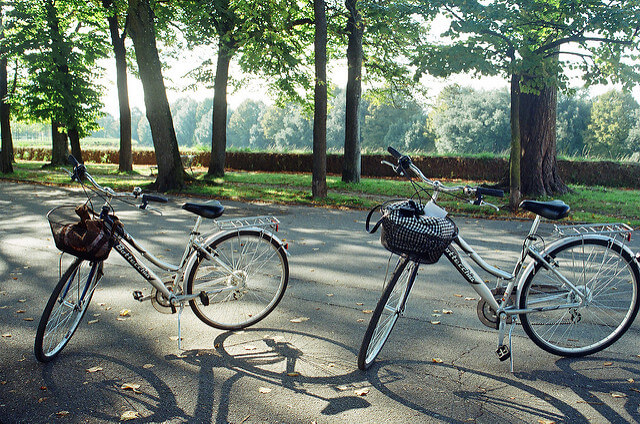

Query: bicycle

[35,156,289,362]
[358,147,640,371]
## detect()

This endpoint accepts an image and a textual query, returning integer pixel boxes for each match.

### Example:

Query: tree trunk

[312,0,328,198]
[0,55,13,174]
[106,4,132,173]
[128,0,184,192]
[519,83,568,197]
[68,126,83,163]
[342,0,363,184]
[50,119,68,166]
[508,73,521,209]
[208,41,234,178]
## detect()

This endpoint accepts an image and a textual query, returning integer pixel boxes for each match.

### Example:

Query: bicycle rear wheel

[35,258,103,362]
[187,229,289,330]
[519,237,640,357]
[358,257,418,370]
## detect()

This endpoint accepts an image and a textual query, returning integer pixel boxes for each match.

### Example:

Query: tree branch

[535,35,634,54]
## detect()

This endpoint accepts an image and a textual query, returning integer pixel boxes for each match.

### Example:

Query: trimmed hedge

[13,147,640,189]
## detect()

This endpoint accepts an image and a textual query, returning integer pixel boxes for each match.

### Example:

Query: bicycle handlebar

[67,154,168,207]
[384,147,504,207]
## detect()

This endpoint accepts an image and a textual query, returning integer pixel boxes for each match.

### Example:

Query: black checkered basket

[366,199,458,264]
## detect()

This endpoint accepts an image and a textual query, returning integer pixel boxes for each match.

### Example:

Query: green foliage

[418,0,640,93]
[556,91,592,157]
[429,85,510,154]
[585,90,640,158]
[7,0,109,136]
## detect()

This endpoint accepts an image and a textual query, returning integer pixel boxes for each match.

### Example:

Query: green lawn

[2,160,639,226]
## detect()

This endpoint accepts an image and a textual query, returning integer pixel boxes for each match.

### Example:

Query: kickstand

[508,318,517,373]
[177,302,184,351]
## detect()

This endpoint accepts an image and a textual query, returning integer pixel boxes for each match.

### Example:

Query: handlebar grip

[142,194,168,203]
[387,146,402,159]
[477,187,504,198]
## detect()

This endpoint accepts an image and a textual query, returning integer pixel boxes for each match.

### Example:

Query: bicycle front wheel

[358,257,418,370]
[519,237,640,357]
[35,258,103,362]
[187,229,289,330]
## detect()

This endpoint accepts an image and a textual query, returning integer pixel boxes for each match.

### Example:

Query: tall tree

[127,0,184,191]
[0,4,13,174]
[9,0,108,166]
[103,0,132,172]
[342,0,431,183]
[342,0,363,183]
[180,0,313,178]
[416,0,640,203]
[313,0,327,198]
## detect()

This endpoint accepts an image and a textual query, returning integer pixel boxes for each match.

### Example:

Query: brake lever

[143,205,163,216]
[380,160,405,177]
[471,199,500,212]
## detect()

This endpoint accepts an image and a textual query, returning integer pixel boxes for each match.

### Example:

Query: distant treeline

[13,86,640,161]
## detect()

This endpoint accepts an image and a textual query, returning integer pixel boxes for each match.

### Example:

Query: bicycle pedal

[199,291,210,306]
[132,290,150,302]
[496,345,511,361]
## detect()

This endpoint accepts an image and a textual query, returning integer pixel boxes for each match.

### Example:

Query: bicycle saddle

[519,200,570,220]
[182,201,224,219]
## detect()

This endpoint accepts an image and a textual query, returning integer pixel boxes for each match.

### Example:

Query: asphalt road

[1,181,639,423]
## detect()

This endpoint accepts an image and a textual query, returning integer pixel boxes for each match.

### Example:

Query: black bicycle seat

[182,201,224,219]
[519,200,570,220]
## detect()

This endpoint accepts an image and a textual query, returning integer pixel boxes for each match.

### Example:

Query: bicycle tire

[519,236,640,357]
[35,259,103,362]
[358,257,418,370]
[187,229,289,330]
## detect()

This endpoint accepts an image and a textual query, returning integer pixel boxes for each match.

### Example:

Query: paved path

[0,181,639,423]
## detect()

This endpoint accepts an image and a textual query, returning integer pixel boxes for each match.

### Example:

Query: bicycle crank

[477,287,515,329]
[151,278,178,314]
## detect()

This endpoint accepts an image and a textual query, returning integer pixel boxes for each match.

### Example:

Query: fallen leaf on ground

[627,378,635,383]
[537,419,555,424]
[88,319,99,325]
[611,392,627,398]
[143,364,154,369]
[258,387,272,394]
[432,358,444,363]
[119,309,131,317]
[356,302,364,306]
[120,410,139,421]
[464,297,476,301]
[16,310,25,314]
[290,317,309,323]
[121,383,142,393]
[354,388,370,396]
[443,309,453,314]
[18,299,26,303]
[357,319,365,323]
[2,333,11,338]
[286,372,300,377]
[453,294,463,297]
[23,317,34,321]
[86,366,103,373]
[362,310,373,314]
[336,385,349,391]
[326,293,334,297]
[243,345,257,351]
[430,321,441,325]
[56,411,70,417]
[603,361,613,366]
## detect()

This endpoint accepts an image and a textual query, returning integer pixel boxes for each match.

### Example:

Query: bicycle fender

[515,234,637,300]
[182,227,288,281]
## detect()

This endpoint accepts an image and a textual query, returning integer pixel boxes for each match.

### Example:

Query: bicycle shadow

[517,356,640,423]
[39,352,188,423]
[166,328,372,422]
[362,354,640,423]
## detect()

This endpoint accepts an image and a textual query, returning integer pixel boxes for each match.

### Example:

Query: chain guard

[477,287,515,329]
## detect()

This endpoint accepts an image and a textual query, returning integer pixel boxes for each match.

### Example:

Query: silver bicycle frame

[110,215,237,304]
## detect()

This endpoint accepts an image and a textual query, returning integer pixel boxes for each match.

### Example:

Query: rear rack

[214,216,280,231]
[554,223,633,238]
